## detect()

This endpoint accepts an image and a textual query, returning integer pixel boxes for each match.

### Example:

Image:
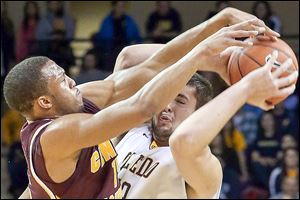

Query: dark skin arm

[77,7,279,109]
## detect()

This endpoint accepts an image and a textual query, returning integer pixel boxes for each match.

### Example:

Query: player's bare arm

[40,19,264,184]
[169,51,298,198]
[77,8,279,109]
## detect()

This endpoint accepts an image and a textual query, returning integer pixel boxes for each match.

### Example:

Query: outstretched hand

[242,50,298,110]
[220,7,280,41]
[196,18,270,82]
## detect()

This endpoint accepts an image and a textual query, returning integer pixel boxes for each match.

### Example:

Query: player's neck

[25,112,59,123]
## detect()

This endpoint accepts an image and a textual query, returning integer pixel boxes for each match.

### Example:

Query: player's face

[152,86,197,146]
[44,61,83,115]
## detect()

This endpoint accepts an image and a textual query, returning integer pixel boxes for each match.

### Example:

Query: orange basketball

[227,37,298,105]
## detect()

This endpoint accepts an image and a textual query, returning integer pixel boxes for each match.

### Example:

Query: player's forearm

[145,13,228,73]
[136,49,200,114]
[114,44,164,72]
[105,15,227,106]
[170,81,249,156]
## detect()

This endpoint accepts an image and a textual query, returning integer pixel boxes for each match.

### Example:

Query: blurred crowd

[1,1,298,199]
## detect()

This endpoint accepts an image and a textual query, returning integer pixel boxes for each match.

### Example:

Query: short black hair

[187,73,213,109]
[3,56,50,114]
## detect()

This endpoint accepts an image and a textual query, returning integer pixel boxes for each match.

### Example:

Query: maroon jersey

[20,98,121,198]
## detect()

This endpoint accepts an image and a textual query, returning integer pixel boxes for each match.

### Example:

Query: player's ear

[37,96,53,109]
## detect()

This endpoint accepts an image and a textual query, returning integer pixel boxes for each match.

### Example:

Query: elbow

[169,131,194,157]
[170,128,208,158]
[115,46,133,71]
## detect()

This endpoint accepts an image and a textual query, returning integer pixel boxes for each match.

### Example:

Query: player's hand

[220,7,280,41]
[195,19,268,81]
[240,50,298,111]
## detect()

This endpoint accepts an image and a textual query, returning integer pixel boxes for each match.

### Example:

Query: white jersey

[116,125,221,199]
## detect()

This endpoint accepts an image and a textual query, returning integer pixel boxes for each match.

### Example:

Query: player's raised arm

[169,51,298,198]
[40,19,264,170]
[78,8,279,109]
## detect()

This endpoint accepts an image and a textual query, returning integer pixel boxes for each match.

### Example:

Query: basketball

[228,37,298,105]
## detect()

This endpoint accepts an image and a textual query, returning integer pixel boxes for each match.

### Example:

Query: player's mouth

[159,114,172,123]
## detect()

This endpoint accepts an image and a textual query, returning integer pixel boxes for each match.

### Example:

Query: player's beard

[150,118,173,146]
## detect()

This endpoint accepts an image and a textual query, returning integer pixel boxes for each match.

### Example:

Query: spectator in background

[44,30,75,74]
[1,1,15,80]
[280,134,298,151]
[95,1,141,73]
[146,1,182,43]
[270,176,299,199]
[75,52,109,85]
[269,147,299,197]
[251,1,282,34]
[7,142,28,198]
[16,1,40,62]
[1,108,25,146]
[35,1,75,69]
[250,112,282,189]
[206,1,231,20]
[210,134,243,199]
[1,107,27,198]
[272,102,298,139]
[221,120,250,183]
[36,1,75,40]
[233,104,263,147]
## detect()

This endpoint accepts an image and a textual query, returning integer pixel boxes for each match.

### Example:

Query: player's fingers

[264,50,278,71]
[250,24,280,38]
[264,26,281,38]
[272,58,293,77]
[273,84,296,98]
[227,17,280,38]
[227,30,259,38]
[225,39,254,48]
[275,70,298,88]
[256,35,278,42]
[229,18,265,31]
[220,46,243,58]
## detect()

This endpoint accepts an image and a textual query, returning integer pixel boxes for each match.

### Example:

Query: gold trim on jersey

[149,140,158,149]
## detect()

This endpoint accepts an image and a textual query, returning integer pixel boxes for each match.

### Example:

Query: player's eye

[176,99,185,104]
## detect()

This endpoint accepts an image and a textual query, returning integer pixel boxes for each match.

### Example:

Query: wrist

[192,45,211,71]
[215,7,232,26]
[235,78,252,102]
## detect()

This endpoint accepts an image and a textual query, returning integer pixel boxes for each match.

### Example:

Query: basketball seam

[254,44,293,59]
[243,52,264,66]
[251,44,298,68]
[237,52,244,77]
[229,56,233,84]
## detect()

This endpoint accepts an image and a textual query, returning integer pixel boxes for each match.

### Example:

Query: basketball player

[116,51,298,198]
[11,7,277,199]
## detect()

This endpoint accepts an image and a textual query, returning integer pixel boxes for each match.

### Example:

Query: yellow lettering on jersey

[55,195,60,199]
[108,187,122,199]
[111,159,118,188]
[115,187,122,199]
[98,141,117,162]
[91,141,117,173]
[90,151,101,173]
[99,149,105,168]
